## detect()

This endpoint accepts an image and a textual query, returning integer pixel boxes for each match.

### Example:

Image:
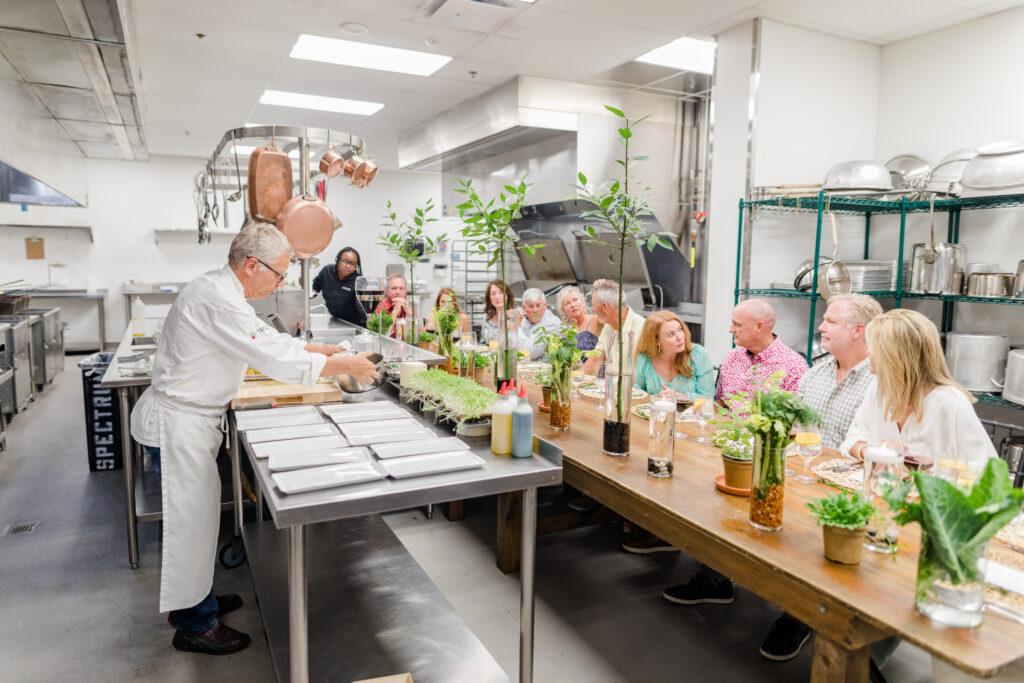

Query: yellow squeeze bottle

[491,382,514,455]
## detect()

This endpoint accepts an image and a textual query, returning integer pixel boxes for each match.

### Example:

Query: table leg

[288,525,309,683]
[229,418,243,537]
[497,491,523,574]
[519,487,537,683]
[97,297,106,351]
[255,478,264,523]
[119,387,139,569]
[811,633,869,683]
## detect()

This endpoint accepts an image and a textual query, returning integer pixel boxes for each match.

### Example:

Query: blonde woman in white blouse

[841,309,996,471]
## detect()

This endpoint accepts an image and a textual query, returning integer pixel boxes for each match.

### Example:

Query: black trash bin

[79,352,122,472]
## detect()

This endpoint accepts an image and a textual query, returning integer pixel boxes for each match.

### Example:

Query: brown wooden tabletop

[505,382,1024,681]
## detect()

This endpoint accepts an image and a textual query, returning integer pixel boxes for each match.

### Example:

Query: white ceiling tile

[32,84,106,122]
[949,0,1019,7]
[134,9,297,56]
[268,59,423,100]
[383,90,464,119]
[407,75,492,100]
[429,57,519,87]
[878,8,984,42]
[417,0,524,34]
[0,32,92,88]
[146,132,213,158]
[77,141,127,159]
[14,136,83,157]
[1,0,69,34]
[0,52,19,81]
[10,114,70,139]
[692,7,761,38]
[298,6,488,56]
[140,54,268,102]
[133,0,315,32]
[315,0,422,21]
[58,119,118,143]
[0,81,49,116]
[247,103,373,131]
[756,0,965,41]
[974,0,1024,11]
[460,36,625,82]
[495,6,677,59]
[530,0,746,40]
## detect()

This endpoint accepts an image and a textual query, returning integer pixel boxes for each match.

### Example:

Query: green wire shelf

[743,192,1024,215]
[738,289,1024,306]
[974,393,1024,410]
[900,292,1024,306]
[736,288,898,300]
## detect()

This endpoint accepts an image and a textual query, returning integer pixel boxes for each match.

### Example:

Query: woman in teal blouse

[633,310,715,397]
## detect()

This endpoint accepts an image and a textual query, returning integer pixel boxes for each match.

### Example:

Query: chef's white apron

[151,390,226,613]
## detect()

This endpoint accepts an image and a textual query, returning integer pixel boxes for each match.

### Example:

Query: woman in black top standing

[313,247,366,325]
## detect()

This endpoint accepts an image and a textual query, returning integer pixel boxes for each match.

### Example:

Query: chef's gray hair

[228,222,293,267]
[591,279,621,307]
[522,288,545,304]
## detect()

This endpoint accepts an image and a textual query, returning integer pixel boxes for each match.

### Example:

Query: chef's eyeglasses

[251,256,286,283]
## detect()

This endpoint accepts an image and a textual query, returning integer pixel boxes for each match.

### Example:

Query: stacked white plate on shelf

[371,437,485,479]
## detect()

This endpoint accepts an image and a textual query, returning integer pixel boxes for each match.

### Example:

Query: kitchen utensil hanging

[817,204,850,300]
[247,128,293,223]
[275,193,335,258]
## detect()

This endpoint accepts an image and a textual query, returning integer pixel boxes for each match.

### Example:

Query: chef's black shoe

[216,593,243,617]
[172,622,251,655]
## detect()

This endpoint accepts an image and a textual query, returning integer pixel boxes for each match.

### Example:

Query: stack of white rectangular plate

[235,405,324,431]
[320,401,409,424]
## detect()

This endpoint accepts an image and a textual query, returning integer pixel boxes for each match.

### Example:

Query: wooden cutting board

[232,379,342,408]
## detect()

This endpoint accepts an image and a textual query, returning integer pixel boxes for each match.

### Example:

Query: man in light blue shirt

[517,288,561,360]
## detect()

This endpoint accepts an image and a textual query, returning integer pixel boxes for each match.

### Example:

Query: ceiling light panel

[289,34,452,76]
[260,89,384,116]
[634,37,716,75]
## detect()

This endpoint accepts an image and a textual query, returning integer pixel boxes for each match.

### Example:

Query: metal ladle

[818,207,851,300]
[921,194,938,264]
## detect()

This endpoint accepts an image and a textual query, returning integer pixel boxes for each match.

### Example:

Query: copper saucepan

[352,159,379,188]
[275,194,336,258]
[319,148,345,177]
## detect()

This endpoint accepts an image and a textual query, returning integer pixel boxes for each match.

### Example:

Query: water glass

[693,397,713,443]
[792,423,822,483]
[647,400,675,478]
[672,390,693,439]
[862,443,905,554]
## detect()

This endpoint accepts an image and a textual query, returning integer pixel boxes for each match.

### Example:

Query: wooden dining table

[494,383,1024,682]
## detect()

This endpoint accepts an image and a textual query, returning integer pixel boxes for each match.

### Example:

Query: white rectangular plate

[327,407,409,424]
[244,423,339,443]
[272,461,385,494]
[251,434,349,459]
[378,451,485,479]
[319,401,396,415]
[372,436,470,460]
[337,418,422,434]
[268,447,369,472]
[345,429,435,446]
[235,406,323,431]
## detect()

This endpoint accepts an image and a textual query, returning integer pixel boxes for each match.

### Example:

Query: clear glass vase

[915,532,987,628]
[549,363,572,431]
[601,331,634,456]
[749,434,786,531]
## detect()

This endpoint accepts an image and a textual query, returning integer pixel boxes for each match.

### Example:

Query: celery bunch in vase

[538,323,583,431]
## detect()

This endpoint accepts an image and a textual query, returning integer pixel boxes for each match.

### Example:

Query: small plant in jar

[366,311,393,336]
[533,368,553,413]
[537,323,582,431]
[434,306,460,372]
[806,491,876,565]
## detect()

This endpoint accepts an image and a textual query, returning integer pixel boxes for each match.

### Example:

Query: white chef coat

[839,379,997,471]
[130,265,326,612]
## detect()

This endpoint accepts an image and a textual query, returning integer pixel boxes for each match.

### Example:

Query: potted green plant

[366,311,393,336]
[806,491,876,565]
[472,351,494,385]
[403,368,499,435]
[434,306,460,372]
[533,368,553,413]
[379,199,445,341]
[415,330,436,350]
[884,458,1023,627]
[576,106,674,456]
[745,388,820,531]
[455,176,538,387]
[711,422,754,491]
[538,323,583,431]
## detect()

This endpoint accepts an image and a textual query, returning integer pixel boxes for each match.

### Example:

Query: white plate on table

[372,436,470,460]
[325,407,409,424]
[346,429,435,446]
[235,406,323,431]
[244,423,339,443]
[251,434,349,459]
[272,460,385,494]
[378,451,485,479]
[268,447,369,472]
[319,400,396,415]
[337,418,423,436]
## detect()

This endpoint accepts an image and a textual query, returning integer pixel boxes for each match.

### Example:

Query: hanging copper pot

[275,194,335,258]
[341,154,364,181]
[319,147,345,177]
[247,144,292,223]
[352,159,379,188]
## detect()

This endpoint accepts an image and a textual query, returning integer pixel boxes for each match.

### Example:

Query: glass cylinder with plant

[885,459,1023,627]
[577,106,674,456]
[455,176,538,388]
[365,311,393,336]
[745,388,820,531]
[539,323,582,431]
[806,491,876,565]
[434,306,459,372]
[379,199,445,342]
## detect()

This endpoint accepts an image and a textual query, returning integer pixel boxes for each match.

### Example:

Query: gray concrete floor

[0,357,935,682]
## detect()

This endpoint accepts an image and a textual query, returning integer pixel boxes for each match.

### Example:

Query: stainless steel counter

[308,314,447,366]
[29,288,107,351]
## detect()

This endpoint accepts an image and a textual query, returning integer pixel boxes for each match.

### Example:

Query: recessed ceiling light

[289,34,452,76]
[339,22,369,36]
[634,37,716,75]
[260,90,384,116]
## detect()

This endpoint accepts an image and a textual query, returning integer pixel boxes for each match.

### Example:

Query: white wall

[0,154,445,348]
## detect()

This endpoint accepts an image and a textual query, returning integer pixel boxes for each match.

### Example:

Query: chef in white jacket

[130,223,377,656]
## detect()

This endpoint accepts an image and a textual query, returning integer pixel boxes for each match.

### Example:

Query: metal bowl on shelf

[336,352,385,393]
[822,160,893,192]
[965,272,1016,298]
[885,154,931,191]
[960,140,1024,196]
[925,148,977,196]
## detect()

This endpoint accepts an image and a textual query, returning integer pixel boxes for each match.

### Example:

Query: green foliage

[745,389,821,444]
[533,368,552,388]
[458,349,494,370]
[711,423,753,460]
[806,491,875,530]
[366,311,392,335]
[434,306,460,358]
[404,368,498,421]
[536,323,583,403]
[379,198,444,265]
[416,330,436,344]
[886,459,1024,587]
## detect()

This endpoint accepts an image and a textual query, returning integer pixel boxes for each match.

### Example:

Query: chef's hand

[305,342,346,355]
[321,351,378,382]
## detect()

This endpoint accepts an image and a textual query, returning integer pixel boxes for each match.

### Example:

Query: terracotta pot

[474,367,486,385]
[822,525,866,565]
[539,386,551,413]
[417,342,431,350]
[722,455,753,490]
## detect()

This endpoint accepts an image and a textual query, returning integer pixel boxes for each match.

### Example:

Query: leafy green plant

[404,368,498,422]
[533,368,552,388]
[711,423,753,460]
[366,311,393,335]
[455,176,538,382]
[576,106,674,424]
[806,491,875,530]
[379,198,445,339]
[536,323,582,404]
[434,306,460,359]
[416,330,436,344]
[886,459,1023,596]
[745,388,820,502]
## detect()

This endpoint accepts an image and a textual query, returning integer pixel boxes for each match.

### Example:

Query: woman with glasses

[312,247,365,325]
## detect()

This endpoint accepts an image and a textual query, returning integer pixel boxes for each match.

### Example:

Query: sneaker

[568,495,597,512]
[622,535,678,554]
[759,614,811,661]
[662,572,734,605]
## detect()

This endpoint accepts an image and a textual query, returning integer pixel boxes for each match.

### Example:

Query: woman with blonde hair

[556,285,601,351]
[841,309,996,470]
[632,310,715,397]
[424,287,471,336]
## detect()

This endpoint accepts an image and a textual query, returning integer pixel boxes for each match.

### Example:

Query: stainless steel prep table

[29,288,107,351]
[236,384,562,683]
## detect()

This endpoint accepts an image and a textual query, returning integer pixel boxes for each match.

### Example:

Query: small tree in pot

[379,198,445,342]
[806,491,876,565]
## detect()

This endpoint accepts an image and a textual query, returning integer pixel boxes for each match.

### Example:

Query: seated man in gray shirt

[516,288,562,361]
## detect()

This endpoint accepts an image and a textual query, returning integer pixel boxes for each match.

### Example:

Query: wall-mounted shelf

[738,288,1024,306]
[154,228,235,244]
[975,393,1023,410]
[0,223,94,242]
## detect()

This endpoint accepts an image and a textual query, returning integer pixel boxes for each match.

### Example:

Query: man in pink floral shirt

[716,299,808,400]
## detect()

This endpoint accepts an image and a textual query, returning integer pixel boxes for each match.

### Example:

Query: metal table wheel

[219,538,246,568]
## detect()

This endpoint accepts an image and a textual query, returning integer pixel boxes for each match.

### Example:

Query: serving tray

[235,405,324,431]
[272,461,385,494]
[377,451,485,479]
[244,423,339,443]
[251,434,349,459]
[371,436,470,460]
[268,447,370,472]
[345,429,435,447]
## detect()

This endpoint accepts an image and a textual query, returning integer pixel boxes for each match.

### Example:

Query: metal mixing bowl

[960,140,1024,196]
[885,154,931,190]
[822,160,893,192]
[336,352,385,393]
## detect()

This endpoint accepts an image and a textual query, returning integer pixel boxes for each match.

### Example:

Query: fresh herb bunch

[806,491,876,530]
[416,330,437,344]
[885,459,1023,592]
[366,311,393,335]
[537,323,583,404]
[576,106,674,422]
[711,423,753,460]
[404,368,498,422]
[455,176,538,379]
[434,306,460,359]
[533,368,553,388]
[745,389,821,444]
[379,198,446,339]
